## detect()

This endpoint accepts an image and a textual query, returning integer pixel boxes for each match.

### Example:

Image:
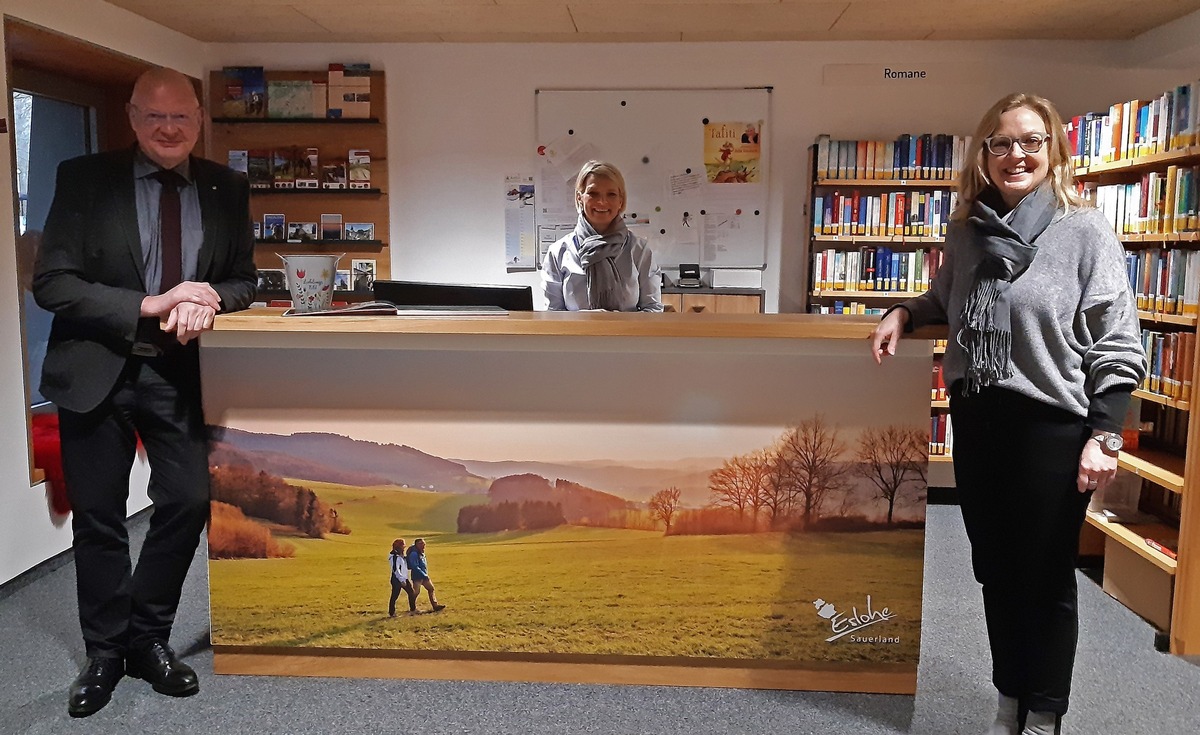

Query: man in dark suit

[32,67,256,718]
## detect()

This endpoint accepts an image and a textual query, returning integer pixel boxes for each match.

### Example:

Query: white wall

[0,0,207,585]
[211,39,1197,314]
[2,7,1198,582]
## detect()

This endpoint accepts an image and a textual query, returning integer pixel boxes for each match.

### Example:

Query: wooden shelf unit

[206,69,390,286]
[815,178,958,188]
[1076,144,1200,655]
[1085,512,1178,575]
[810,289,926,299]
[807,141,961,474]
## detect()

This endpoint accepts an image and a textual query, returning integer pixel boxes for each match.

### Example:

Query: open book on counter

[282,301,509,317]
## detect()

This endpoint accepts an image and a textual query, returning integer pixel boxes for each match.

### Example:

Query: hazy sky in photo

[220,411,855,464]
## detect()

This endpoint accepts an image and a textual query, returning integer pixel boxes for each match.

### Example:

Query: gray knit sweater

[902,206,1147,430]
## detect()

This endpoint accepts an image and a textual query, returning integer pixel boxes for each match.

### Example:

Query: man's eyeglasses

[130,106,201,128]
[983,133,1050,156]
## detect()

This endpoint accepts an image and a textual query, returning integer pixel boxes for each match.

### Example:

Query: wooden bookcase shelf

[1117,448,1186,495]
[257,239,384,248]
[807,138,961,476]
[207,68,390,285]
[816,178,958,188]
[250,188,383,196]
[812,235,945,244]
[1076,140,1200,654]
[1133,388,1190,413]
[1119,232,1200,244]
[1085,512,1178,575]
[1137,310,1197,328]
[810,290,926,299]
[1075,145,1200,178]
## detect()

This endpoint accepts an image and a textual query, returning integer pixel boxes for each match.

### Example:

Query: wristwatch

[1091,432,1123,454]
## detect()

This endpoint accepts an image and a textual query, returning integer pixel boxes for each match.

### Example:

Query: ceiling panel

[571,3,848,35]
[98,0,1200,42]
[299,3,578,35]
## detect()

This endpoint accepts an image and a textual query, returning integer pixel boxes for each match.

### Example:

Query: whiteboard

[535,88,771,269]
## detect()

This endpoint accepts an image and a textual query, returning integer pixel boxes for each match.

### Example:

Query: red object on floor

[31,412,70,515]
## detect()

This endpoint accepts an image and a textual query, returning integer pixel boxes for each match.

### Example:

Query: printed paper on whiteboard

[504,175,536,270]
[541,135,602,183]
[701,209,744,262]
[669,171,703,199]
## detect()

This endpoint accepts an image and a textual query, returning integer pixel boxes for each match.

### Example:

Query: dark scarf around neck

[958,183,1059,393]
[574,215,630,311]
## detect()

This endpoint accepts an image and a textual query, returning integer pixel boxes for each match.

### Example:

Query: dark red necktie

[152,169,185,292]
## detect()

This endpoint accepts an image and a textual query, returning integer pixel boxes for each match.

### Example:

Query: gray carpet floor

[1,505,1197,734]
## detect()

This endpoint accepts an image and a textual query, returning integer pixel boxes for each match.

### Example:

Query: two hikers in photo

[388,538,445,617]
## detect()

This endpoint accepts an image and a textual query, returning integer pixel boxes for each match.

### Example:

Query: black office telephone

[677,263,702,288]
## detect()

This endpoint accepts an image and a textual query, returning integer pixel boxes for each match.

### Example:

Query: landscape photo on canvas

[207,414,928,667]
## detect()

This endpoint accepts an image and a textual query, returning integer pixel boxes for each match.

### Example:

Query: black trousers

[389,577,415,616]
[950,384,1092,716]
[58,349,210,659]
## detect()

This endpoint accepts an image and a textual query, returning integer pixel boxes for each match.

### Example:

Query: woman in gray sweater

[871,93,1146,735]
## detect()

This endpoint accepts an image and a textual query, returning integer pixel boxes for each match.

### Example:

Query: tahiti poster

[704,120,762,184]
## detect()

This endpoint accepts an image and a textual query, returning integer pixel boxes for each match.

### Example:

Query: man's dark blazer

[33,146,257,414]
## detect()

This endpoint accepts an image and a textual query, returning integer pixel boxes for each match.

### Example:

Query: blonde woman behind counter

[541,161,663,312]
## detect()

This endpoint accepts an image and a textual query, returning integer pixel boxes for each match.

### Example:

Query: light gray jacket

[902,206,1146,428]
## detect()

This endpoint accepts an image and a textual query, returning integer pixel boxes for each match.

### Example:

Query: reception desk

[201,310,934,693]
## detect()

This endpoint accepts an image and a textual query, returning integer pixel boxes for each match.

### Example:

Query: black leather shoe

[68,657,124,717]
[125,640,199,697]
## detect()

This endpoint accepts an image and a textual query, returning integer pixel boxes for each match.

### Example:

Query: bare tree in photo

[757,442,793,529]
[856,425,928,525]
[709,454,759,518]
[744,448,775,526]
[648,486,682,533]
[777,415,851,530]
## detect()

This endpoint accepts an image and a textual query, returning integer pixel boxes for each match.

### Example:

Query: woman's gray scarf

[958,184,1058,393]
[574,215,630,311]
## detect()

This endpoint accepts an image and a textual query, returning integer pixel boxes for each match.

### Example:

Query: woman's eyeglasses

[983,133,1050,156]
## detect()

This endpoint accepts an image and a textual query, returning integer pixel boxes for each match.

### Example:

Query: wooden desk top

[212,308,946,341]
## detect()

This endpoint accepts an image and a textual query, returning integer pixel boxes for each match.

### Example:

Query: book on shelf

[247,150,272,189]
[267,80,314,119]
[1071,79,1200,168]
[296,148,320,189]
[272,148,296,189]
[321,159,347,189]
[348,149,371,189]
[816,133,970,181]
[1115,248,1200,316]
[227,150,248,176]
[327,63,371,118]
[812,188,955,238]
[311,82,327,118]
[1140,329,1195,401]
[810,245,942,295]
[221,66,265,118]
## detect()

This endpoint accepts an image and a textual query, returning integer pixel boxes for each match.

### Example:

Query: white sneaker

[1021,711,1058,735]
[984,693,1019,735]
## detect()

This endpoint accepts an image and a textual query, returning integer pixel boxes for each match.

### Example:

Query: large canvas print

[201,331,930,689]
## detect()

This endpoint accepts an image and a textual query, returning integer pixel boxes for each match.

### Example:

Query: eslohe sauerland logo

[813,595,899,644]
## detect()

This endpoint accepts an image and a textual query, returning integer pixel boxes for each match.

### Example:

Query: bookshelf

[1072,85,1200,654]
[806,135,966,470]
[206,68,390,303]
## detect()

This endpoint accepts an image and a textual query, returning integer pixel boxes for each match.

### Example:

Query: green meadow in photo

[209,479,924,664]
